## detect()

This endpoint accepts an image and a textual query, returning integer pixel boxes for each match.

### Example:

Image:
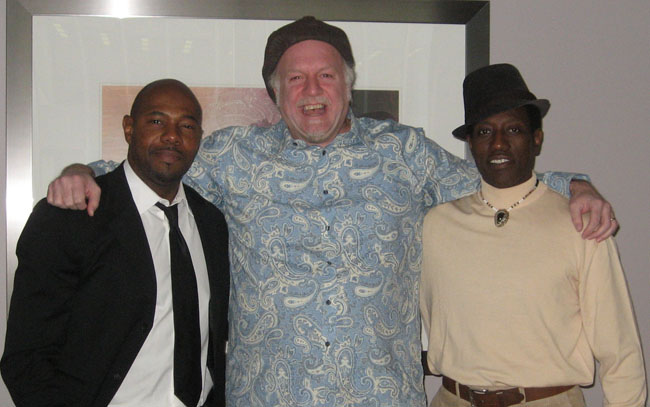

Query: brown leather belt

[442,376,574,407]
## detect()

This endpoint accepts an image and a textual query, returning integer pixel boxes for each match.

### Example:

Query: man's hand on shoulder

[569,180,618,242]
[47,163,100,216]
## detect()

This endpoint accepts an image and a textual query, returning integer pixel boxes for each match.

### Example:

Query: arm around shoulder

[538,173,617,241]
[47,163,101,215]
[419,134,480,206]
[568,179,617,241]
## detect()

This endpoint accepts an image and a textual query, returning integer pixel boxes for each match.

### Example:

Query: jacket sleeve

[0,200,88,407]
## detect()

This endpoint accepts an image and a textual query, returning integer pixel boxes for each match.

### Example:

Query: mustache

[152,146,183,155]
[297,96,330,107]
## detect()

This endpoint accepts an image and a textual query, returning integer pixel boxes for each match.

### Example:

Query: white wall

[491,0,650,405]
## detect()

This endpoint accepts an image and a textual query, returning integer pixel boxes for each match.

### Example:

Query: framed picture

[100,85,397,162]
[30,15,476,195]
[4,1,489,399]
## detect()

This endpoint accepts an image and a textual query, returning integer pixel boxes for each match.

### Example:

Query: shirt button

[325,341,331,347]
[326,299,331,305]
[325,225,330,231]
[113,373,122,380]
[327,261,332,265]
[322,150,326,156]
[292,142,298,146]
[323,190,328,195]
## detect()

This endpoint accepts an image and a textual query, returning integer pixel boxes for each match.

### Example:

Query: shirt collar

[123,160,188,215]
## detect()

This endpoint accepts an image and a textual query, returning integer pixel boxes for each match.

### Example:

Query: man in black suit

[0,79,229,407]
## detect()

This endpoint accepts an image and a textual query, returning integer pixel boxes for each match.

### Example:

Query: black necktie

[155,202,202,407]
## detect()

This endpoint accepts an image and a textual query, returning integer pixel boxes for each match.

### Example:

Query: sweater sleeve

[578,238,647,407]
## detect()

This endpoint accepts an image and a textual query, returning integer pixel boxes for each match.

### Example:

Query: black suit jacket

[1,165,229,407]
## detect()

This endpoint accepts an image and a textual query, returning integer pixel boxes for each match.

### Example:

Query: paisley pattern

[92,115,578,406]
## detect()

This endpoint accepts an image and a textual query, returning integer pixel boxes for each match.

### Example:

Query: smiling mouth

[490,158,510,164]
[302,103,326,115]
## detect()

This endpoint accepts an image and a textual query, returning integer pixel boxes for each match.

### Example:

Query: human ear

[123,115,134,145]
[533,129,544,156]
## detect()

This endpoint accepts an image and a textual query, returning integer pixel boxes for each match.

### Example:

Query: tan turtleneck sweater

[420,174,646,407]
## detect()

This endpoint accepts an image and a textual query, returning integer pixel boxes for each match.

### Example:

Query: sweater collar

[480,172,539,209]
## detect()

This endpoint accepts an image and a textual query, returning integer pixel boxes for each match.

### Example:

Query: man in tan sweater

[420,64,646,407]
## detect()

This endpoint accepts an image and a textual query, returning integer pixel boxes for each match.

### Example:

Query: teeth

[303,104,324,111]
[490,158,509,164]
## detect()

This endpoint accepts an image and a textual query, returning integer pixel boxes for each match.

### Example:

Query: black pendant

[494,210,509,227]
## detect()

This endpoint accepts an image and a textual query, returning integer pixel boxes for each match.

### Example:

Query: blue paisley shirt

[93,115,578,407]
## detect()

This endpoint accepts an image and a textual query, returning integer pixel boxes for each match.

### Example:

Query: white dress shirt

[109,161,212,407]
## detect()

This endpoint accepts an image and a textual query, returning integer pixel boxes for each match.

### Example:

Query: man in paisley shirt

[47,17,617,407]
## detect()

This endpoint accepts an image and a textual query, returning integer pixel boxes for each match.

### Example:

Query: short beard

[279,94,351,145]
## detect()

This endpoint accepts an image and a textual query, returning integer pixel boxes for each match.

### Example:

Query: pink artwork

[101,86,281,162]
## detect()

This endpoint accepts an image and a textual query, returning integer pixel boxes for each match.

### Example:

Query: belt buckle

[468,388,489,407]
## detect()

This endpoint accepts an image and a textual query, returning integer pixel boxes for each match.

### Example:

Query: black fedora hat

[452,63,550,140]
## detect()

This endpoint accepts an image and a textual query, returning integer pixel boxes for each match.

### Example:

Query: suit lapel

[100,165,157,290]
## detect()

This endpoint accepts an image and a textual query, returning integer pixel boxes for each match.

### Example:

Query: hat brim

[452,99,550,141]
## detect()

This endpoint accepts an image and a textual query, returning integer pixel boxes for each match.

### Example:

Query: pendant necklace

[479,179,539,227]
